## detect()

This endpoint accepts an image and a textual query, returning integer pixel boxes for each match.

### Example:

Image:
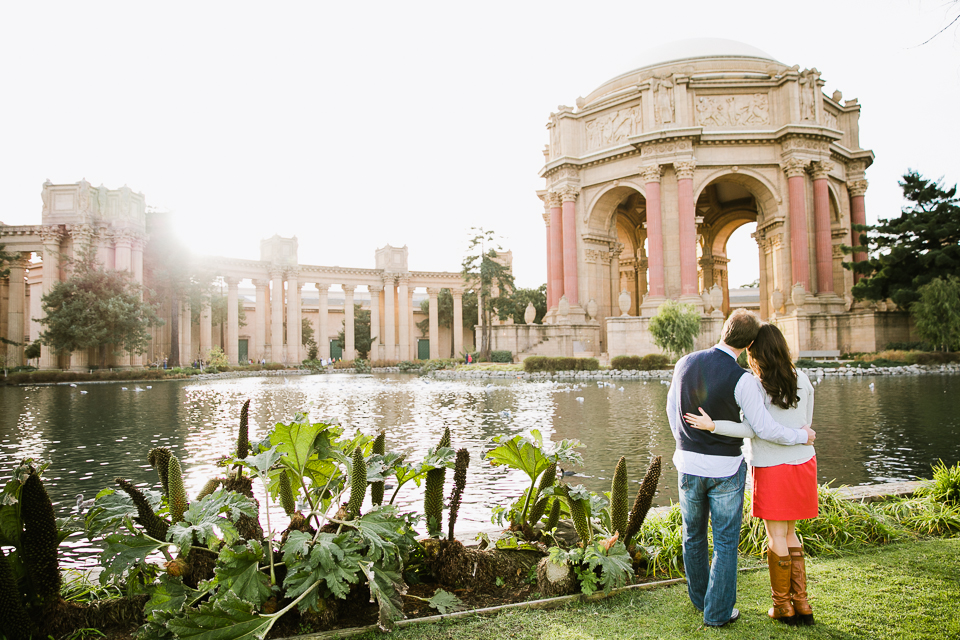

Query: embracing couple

[666,308,818,628]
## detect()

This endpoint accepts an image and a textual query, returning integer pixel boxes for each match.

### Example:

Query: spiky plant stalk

[168,454,188,524]
[424,427,450,538]
[237,399,251,459]
[347,447,367,519]
[20,474,60,602]
[624,455,662,545]
[195,478,223,502]
[370,431,386,506]
[116,478,170,541]
[0,551,35,640]
[610,456,628,538]
[558,484,591,545]
[447,448,469,541]
[527,462,557,526]
[148,447,173,497]
[278,471,297,516]
[545,497,561,531]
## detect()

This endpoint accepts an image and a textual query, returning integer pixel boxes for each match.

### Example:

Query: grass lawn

[350,538,959,640]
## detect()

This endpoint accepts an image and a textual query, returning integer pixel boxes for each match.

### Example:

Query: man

[666,309,815,627]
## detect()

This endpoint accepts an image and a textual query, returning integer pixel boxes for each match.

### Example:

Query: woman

[684,323,816,626]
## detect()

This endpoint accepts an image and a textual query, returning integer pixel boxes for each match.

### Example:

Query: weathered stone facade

[1,184,469,368]
[515,38,913,360]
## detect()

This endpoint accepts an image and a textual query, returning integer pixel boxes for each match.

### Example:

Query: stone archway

[695,172,783,319]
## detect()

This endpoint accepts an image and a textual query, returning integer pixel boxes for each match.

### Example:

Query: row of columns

[545,186,581,310]
[206,274,465,365]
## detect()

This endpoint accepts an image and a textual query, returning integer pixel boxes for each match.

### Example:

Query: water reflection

[1,372,958,567]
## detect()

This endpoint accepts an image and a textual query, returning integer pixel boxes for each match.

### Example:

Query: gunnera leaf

[20,473,61,601]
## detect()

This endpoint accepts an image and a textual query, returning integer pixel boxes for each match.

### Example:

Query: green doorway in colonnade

[238,339,248,364]
[330,339,343,361]
[417,339,430,360]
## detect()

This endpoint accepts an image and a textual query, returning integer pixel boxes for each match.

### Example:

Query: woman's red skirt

[751,456,818,521]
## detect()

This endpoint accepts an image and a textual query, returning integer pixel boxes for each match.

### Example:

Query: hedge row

[522,356,600,373]
[490,350,513,363]
[609,354,673,371]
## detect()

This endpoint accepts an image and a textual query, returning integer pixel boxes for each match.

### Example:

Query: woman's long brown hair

[746,323,799,410]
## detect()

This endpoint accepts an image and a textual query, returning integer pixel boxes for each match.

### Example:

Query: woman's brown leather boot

[789,547,814,625]
[767,550,797,624]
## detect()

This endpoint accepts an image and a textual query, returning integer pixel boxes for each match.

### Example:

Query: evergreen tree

[845,171,960,309]
[911,276,960,352]
[648,300,700,359]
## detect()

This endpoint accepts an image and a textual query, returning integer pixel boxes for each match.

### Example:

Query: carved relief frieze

[586,104,642,150]
[823,110,839,130]
[640,138,693,158]
[584,249,604,263]
[696,94,770,127]
[781,137,830,154]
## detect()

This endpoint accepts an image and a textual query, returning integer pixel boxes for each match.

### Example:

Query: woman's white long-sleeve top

[712,370,816,468]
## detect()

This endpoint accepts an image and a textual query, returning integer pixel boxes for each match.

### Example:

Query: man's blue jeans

[679,461,747,626]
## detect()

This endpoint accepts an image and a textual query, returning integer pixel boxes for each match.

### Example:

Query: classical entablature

[2,185,468,369]
[532,38,884,359]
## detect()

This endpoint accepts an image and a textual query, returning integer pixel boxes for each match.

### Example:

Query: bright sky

[1,1,957,289]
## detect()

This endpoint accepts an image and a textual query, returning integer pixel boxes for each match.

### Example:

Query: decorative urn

[523,302,536,325]
[618,290,631,316]
[791,282,807,309]
[700,290,713,313]
[771,288,784,313]
[586,298,599,321]
[710,285,724,313]
[558,295,571,319]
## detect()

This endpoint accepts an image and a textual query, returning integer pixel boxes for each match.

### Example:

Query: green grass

[351,538,959,640]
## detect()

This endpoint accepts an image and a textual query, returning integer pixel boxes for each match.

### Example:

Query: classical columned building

[511,38,910,360]
[2,184,468,369]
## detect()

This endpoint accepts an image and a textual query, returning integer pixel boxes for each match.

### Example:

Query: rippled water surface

[2,371,958,566]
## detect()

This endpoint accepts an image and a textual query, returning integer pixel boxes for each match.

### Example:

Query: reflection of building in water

[1,188,471,369]
[503,38,912,361]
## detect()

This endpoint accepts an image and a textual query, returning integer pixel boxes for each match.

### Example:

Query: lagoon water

[2,371,959,567]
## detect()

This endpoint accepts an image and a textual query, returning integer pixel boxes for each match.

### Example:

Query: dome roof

[582,39,781,108]
[621,38,777,74]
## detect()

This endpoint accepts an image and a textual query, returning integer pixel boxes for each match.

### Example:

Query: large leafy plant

[485,429,583,536]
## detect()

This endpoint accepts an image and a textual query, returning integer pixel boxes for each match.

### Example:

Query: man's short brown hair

[720,308,761,349]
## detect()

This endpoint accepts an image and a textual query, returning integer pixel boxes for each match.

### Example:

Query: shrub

[421,358,459,374]
[262,362,285,370]
[610,355,643,370]
[648,300,701,359]
[610,354,671,371]
[397,360,421,371]
[915,460,960,506]
[886,341,932,352]
[490,350,513,363]
[369,359,400,368]
[641,353,672,370]
[910,351,960,365]
[522,356,600,373]
[354,358,372,373]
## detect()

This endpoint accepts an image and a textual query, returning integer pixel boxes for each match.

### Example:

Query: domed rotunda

[518,38,893,360]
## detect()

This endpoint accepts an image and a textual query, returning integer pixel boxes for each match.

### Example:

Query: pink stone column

[812,162,834,294]
[560,187,579,305]
[226,277,240,365]
[676,161,698,296]
[784,159,811,290]
[642,165,665,298]
[548,192,563,309]
[848,180,868,283]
